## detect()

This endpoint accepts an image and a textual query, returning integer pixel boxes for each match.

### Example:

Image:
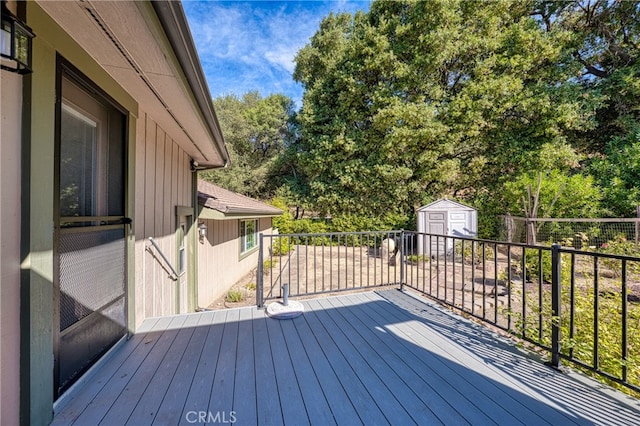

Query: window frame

[239,219,259,257]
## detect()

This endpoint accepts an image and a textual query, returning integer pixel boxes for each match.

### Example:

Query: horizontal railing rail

[257,230,404,308]
[258,229,640,393]
[401,231,640,394]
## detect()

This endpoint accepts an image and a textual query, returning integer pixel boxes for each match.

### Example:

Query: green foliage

[271,237,293,256]
[502,170,603,218]
[226,289,244,303]
[507,254,640,395]
[453,241,495,264]
[293,0,606,217]
[589,127,640,217]
[558,284,640,396]
[207,1,639,240]
[407,254,430,264]
[271,195,411,238]
[263,259,277,271]
[524,248,553,283]
[599,235,640,277]
[202,92,297,199]
[245,282,257,292]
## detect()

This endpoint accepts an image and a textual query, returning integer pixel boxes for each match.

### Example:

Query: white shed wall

[417,200,477,255]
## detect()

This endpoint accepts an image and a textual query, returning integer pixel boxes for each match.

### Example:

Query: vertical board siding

[136,113,192,321]
[197,217,273,308]
[0,71,22,426]
[134,113,147,328]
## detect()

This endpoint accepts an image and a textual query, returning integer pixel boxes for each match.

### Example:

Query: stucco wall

[0,70,22,426]
[197,217,273,308]
[134,111,195,325]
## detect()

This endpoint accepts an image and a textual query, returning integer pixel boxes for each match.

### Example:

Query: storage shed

[417,199,477,255]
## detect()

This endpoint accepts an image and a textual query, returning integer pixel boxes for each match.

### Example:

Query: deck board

[53,290,640,426]
[252,306,285,425]
[209,309,240,415]
[309,297,419,425]
[98,314,191,425]
[279,316,336,426]
[126,313,202,425]
[231,307,258,422]
[180,310,227,422]
[303,299,388,425]
[264,308,310,425]
[359,292,548,425]
[151,311,216,426]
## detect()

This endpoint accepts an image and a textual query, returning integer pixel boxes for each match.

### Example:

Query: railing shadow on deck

[258,230,640,395]
[52,292,640,425]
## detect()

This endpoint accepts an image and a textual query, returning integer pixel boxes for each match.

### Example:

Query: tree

[201,92,296,199]
[589,126,640,217]
[293,0,601,218]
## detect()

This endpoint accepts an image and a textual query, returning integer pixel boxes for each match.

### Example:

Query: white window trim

[240,219,258,256]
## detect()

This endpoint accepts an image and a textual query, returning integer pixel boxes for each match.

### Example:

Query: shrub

[453,240,495,264]
[524,248,553,283]
[407,254,429,264]
[271,237,293,255]
[598,234,640,277]
[263,259,277,271]
[226,289,244,303]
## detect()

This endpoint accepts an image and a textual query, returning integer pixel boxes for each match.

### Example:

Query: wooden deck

[52,289,640,425]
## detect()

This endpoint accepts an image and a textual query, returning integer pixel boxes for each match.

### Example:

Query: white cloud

[183,1,370,106]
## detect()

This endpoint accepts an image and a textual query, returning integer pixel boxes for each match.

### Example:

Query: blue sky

[183,1,371,107]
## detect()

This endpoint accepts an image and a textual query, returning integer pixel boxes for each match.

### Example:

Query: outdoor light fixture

[198,222,208,243]
[1,3,34,74]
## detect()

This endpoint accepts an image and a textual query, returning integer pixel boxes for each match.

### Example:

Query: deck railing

[257,230,404,307]
[257,230,640,393]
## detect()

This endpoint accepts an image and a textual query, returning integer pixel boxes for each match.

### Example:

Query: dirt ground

[206,243,640,314]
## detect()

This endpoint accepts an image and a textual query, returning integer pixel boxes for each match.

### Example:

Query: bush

[271,237,293,255]
[226,289,244,303]
[599,234,640,277]
[407,254,430,264]
[453,240,495,264]
[524,248,553,282]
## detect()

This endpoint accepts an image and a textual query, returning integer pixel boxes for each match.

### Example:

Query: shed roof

[418,198,476,212]
[197,180,282,220]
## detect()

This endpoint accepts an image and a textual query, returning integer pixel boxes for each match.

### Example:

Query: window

[178,223,186,275]
[240,219,258,254]
[59,75,124,219]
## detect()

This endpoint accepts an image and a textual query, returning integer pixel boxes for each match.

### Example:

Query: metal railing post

[257,233,264,308]
[400,230,405,290]
[550,243,562,368]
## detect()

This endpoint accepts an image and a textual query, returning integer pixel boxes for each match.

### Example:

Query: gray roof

[197,180,282,218]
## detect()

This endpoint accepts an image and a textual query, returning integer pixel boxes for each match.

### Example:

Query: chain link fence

[498,216,640,248]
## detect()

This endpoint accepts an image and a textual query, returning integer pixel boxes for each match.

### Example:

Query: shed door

[448,211,469,238]
[426,211,447,255]
[54,70,127,397]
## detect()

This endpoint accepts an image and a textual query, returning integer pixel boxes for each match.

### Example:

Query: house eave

[198,205,282,221]
[35,0,230,168]
[151,1,230,168]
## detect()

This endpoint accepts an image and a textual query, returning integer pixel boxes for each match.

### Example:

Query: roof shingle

[197,180,282,217]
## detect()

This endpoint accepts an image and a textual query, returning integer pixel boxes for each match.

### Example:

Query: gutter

[151,0,231,167]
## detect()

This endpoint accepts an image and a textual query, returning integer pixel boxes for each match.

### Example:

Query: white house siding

[197,217,273,308]
[0,70,22,426]
[134,111,193,326]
